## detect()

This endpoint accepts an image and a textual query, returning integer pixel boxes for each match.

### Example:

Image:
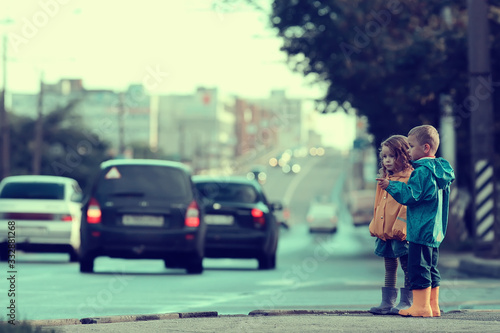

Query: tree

[270,1,469,143]
[221,0,500,189]
[7,101,111,190]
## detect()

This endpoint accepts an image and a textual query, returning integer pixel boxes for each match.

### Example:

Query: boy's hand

[376,178,389,190]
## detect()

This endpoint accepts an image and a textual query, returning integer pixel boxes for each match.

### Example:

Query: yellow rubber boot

[430,287,441,317]
[399,287,432,317]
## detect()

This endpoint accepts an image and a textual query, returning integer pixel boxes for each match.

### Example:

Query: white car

[348,189,376,227]
[306,202,338,233]
[0,175,83,262]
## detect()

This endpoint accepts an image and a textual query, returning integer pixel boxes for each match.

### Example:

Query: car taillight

[185,200,200,227]
[61,215,73,222]
[251,208,265,226]
[87,198,102,224]
[283,208,290,220]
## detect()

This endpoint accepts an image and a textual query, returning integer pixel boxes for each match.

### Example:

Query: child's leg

[384,257,398,287]
[430,247,441,316]
[369,257,398,314]
[388,254,413,314]
[399,243,432,317]
[399,254,411,289]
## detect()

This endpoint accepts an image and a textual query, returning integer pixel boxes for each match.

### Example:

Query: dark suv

[193,175,282,269]
[79,159,206,274]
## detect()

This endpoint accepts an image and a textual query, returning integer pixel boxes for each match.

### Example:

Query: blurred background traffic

[0,1,499,258]
[1,1,500,320]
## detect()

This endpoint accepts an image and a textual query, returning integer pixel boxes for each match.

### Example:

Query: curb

[249,309,500,317]
[79,312,181,324]
[4,311,218,327]
[13,318,82,327]
[446,309,500,313]
[249,310,369,316]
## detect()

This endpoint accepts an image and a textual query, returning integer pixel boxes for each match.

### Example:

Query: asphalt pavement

[4,251,499,332]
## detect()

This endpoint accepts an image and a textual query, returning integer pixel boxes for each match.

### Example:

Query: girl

[368,135,413,315]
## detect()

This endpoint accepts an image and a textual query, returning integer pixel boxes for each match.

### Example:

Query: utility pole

[467,0,498,256]
[118,92,125,157]
[440,93,471,249]
[1,34,10,179]
[33,72,44,175]
[179,121,185,161]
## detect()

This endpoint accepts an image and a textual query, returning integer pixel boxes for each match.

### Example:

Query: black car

[193,175,282,269]
[79,159,206,274]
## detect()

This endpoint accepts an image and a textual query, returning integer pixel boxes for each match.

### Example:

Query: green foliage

[271,0,470,143]
[223,0,500,188]
[7,100,111,190]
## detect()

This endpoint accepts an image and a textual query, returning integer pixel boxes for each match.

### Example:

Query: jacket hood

[412,157,455,189]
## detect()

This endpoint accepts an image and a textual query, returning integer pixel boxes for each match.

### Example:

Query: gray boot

[388,288,413,315]
[369,287,398,315]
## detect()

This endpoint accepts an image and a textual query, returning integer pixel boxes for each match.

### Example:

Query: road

[3,152,500,321]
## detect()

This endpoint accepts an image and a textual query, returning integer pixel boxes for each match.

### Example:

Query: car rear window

[0,182,65,200]
[195,182,259,203]
[96,165,191,199]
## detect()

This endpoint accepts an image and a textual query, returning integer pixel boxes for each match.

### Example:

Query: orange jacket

[369,169,413,241]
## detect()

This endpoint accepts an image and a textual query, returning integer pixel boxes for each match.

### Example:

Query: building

[10,79,151,157]
[232,97,277,158]
[155,87,236,172]
[10,80,313,173]
[10,78,84,119]
[251,90,306,151]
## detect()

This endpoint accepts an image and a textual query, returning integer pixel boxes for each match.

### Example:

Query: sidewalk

[15,309,500,333]
[439,249,500,279]
[457,254,500,279]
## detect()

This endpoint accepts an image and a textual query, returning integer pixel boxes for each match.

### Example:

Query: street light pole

[118,92,125,156]
[1,34,10,179]
[33,72,44,175]
[467,0,498,256]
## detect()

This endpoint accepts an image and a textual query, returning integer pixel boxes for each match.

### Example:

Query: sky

[0,0,355,149]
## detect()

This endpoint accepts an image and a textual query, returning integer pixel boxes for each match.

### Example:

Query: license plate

[16,227,47,235]
[205,214,234,225]
[122,215,164,227]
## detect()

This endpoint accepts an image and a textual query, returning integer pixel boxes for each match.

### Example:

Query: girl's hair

[378,135,412,178]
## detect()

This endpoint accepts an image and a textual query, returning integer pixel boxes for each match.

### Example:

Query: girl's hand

[376,178,389,190]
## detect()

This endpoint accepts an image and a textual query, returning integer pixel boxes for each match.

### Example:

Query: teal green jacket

[385,157,455,247]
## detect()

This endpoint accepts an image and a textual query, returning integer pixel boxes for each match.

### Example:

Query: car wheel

[69,250,80,263]
[80,255,95,273]
[186,257,203,274]
[258,252,276,270]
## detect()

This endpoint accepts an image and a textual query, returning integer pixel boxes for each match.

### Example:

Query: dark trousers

[408,242,440,290]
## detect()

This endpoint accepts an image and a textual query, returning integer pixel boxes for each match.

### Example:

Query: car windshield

[308,203,335,217]
[195,182,259,203]
[96,165,190,199]
[0,182,65,200]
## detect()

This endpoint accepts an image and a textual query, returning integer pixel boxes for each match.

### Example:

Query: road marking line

[282,158,322,206]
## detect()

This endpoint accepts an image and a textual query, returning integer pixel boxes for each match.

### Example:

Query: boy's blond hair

[408,125,440,155]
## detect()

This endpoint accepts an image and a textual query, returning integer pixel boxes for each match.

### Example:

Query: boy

[376,125,455,317]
